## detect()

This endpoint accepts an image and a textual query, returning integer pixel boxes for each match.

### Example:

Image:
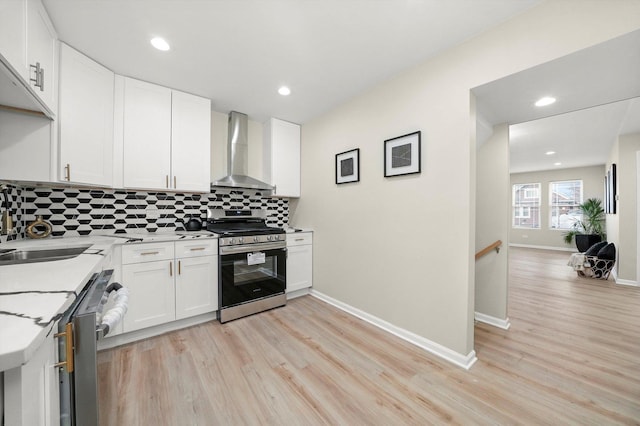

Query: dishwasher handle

[97,283,129,339]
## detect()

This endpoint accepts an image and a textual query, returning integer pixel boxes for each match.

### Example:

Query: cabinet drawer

[286,232,313,246]
[122,242,174,264]
[175,239,218,258]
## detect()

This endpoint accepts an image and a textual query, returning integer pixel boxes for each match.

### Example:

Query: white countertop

[285,227,313,233]
[0,231,218,372]
[109,230,217,242]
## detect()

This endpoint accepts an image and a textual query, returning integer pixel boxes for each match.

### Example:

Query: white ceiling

[473,29,640,173]
[41,0,541,124]
[508,99,639,174]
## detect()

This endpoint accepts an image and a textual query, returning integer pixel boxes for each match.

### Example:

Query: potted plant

[563,198,606,252]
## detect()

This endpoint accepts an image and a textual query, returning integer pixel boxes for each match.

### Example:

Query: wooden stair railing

[475,240,502,260]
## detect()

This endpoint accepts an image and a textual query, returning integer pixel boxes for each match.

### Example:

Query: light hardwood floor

[98,247,640,425]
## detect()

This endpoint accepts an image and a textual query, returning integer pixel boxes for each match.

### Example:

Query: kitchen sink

[0,245,92,266]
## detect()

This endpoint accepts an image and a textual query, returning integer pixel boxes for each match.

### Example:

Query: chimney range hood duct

[211,111,274,195]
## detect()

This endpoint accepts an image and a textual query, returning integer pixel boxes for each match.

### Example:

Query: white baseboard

[612,270,639,287]
[474,312,511,330]
[98,312,218,351]
[509,243,576,252]
[287,287,311,299]
[310,290,477,370]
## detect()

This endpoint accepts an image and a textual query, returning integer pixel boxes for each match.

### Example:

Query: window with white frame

[512,183,541,228]
[549,180,583,229]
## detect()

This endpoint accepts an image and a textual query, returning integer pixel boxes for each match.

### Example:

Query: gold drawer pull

[189,247,206,251]
[170,261,173,276]
[140,251,160,256]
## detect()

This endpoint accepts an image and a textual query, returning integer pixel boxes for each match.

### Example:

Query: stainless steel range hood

[211,111,274,195]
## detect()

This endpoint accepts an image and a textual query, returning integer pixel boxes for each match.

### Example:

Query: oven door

[220,246,286,309]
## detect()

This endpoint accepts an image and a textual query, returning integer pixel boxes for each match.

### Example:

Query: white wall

[510,165,605,249]
[292,1,640,359]
[607,132,640,282]
[476,124,509,322]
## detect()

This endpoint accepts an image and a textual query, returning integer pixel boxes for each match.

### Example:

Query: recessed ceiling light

[546,151,556,155]
[150,37,170,51]
[554,162,562,166]
[278,86,291,96]
[535,96,556,107]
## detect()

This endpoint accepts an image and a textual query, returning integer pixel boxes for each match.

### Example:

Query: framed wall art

[384,131,421,177]
[605,163,617,214]
[335,148,360,184]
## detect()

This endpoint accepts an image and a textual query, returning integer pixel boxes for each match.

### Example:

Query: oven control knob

[239,237,244,244]
[254,236,259,242]
[267,235,273,241]
[230,239,236,245]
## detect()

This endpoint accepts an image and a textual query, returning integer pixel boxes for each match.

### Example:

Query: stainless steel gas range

[206,210,286,323]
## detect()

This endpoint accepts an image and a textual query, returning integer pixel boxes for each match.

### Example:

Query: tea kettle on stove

[184,216,202,231]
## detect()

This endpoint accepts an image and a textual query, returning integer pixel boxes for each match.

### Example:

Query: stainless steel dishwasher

[56,269,128,426]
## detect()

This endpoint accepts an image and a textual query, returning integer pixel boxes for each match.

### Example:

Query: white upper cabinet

[58,43,114,186]
[264,117,301,197]
[0,0,57,117]
[0,0,27,79]
[122,77,172,190]
[122,77,211,192]
[25,0,57,113]
[171,90,211,192]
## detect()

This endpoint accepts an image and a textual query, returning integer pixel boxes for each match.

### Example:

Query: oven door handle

[220,242,286,255]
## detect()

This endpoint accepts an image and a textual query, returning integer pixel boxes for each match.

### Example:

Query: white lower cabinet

[122,259,175,332]
[121,240,218,333]
[4,322,60,426]
[175,240,218,320]
[286,232,313,293]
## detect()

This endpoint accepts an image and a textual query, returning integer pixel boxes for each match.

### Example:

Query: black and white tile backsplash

[0,185,25,244]
[0,185,288,244]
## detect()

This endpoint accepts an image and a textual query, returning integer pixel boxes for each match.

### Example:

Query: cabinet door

[286,244,312,292]
[59,43,114,186]
[171,90,211,192]
[0,0,27,79]
[123,77,172,190]
[267,118,300,197]
[26,0,57,112]
[4,325,60,426]
[175,255,218,320]
[122,260,175,332]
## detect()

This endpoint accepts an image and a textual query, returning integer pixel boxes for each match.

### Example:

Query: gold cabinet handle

[140,251,160,256]
[166,175,169,188]
[169,261,173,276]
[189,247,206,251]
[54,323,74,372]
[65,164,71,181]
[174,176,177,189]
[178,260,181,275]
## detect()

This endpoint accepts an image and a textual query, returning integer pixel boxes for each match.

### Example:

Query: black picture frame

[606,163,617,214]
[604,174,609,214]
[384,131,421,177]
[335,148,360,184]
